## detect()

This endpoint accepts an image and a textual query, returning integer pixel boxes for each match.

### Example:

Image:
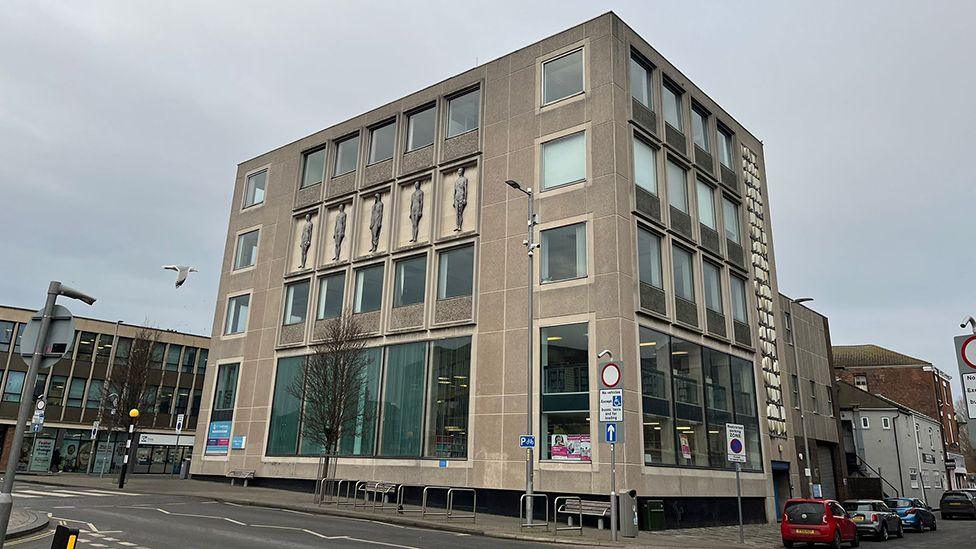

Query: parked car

[781,498,859,548]
[841,500,903,540]
[883,497,937,531]
[940,490,976,519]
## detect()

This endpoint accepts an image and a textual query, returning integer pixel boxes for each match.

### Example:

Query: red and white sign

[959,335,976,370]
[601,363,621,388]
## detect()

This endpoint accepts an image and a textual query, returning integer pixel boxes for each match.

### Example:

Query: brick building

[833,344,961,488]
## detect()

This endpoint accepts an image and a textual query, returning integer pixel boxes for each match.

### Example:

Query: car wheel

[929,519,936,531]
[782,541,793,548]
[831,531,842,549]
[878,523,889,541]
[850,530,860,547]
[895,521,904,538]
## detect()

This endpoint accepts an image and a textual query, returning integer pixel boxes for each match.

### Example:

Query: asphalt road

[7,482,552,549]
[841,515,976,549]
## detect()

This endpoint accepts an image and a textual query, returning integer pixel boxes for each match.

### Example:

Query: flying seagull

[162,265,198,288]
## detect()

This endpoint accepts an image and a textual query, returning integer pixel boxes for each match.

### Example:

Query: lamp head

[129,408,140,419]
[505,179,521,190]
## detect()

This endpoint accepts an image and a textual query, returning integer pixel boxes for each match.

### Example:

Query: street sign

[176,413,185,434]
[953,334,976,443]
[955,334,976,371]
[962,373,976,419]
[600,362,622,389]
[19,304,76,369]
[604,422,618,443]
[726,423,746,463]
[90,420,99,440]
[231,435,246,450]
[599,389,623,422]
[518,435,536,449]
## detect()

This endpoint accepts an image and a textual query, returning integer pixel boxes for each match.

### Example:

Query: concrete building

[778,294,847,502]
[834,344,962,488]
[195,12,802,527]
[0,305,209,475]
[837,379,948,505]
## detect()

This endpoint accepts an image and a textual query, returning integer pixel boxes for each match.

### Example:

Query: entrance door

[771,461,792,520]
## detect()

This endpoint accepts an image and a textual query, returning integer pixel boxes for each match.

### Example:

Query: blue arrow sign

[605,422,618,443]
[519,435,536,448]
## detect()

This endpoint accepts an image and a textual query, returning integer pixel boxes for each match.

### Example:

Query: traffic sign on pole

[176,413,185,434]
[518,435,536,449]
[19,304,75,369]
[726,423,746,463]
[599,389,623,422]
[605,422,619,443]
[599,362,622,389]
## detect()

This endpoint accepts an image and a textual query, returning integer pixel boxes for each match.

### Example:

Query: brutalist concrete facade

[195,12,799,525]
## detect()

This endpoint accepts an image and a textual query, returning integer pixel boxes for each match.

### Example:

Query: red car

[781,498,859,548]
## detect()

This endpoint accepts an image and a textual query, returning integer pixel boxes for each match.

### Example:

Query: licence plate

[795,529,816,534]
[950,502,963,506]
[853,516,864,522]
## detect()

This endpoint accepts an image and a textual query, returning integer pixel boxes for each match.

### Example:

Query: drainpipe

[912,414,926,506]
[892,412,904,495]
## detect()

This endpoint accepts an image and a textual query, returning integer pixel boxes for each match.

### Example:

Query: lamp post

[118,408,139,489]
[789,297,815,498]
[506,179,538,524]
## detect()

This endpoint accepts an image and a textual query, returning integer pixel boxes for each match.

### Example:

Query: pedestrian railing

[554,496,584,535]
[519,493,549,530]
[446,488,477,522]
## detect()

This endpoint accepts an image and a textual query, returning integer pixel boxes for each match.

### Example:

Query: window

[731,356,762,471]
[213,363,239,411]
[543,49,584,105]
[791,374,800,409]
[334,134,360,176]
[48,375,67,404]
[339,347,382,456]
[181,347,197,374]
[175,387,190,414]
[854,374,868,391]
[662,81,683,129]
[722,198,740,243]
[666,160,688,213]
[380,342,427,456]
[144,386,158,408]
[243,170,267,208]
[629,54,652,109]
[282,280,310,325]
[12,323,23,354]
[783,311,794,344]
[703,261,723,314]
[2,371,25,402]
[224,294,250,335]
[406,105,436,151]
[316,272,346,320]
[860,416,870,429]
[696,180,716,229]
[809,380,817,412]
[541,132,585,189]
[691,105,709,151]
[640,328,674,464]
[86,379,103,409]
[0,321,14,353]
[191,389,203,416]
[393,255,427,307]
[731,276,748,323]
[437,245,474,299]
[672,338,707,467]
[165,345,182,372]
[354,264,384,313]
[718,127,734,168]
[33,372,47,399]
[234,229,259,270]
[637,227,663,289]
[704,348,733,468]
[426,337,472,458]
[541,223,587,283]
[447,89,480,138]
[542,323,590,461]
[368,121,396,164]
[633,137,658,195]
[301,148,326,188]
[113,337,131,367]
[95,334,113,365]
[150,343,164,369]
[67,378,86,407]
[882,416,891,430]
[197,349,208,375]
[827,386,834,417]
[77,332,96,363]
[672,245,695,302]
[157,386,175,414]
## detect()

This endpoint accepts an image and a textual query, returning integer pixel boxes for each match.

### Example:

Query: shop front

[132,433,194,474]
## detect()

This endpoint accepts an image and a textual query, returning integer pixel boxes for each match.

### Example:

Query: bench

[227,469,255,487]
[356,481,398,510]
[556,498,612,529]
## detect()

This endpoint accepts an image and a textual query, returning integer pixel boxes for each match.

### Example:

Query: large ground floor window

[639,326,763,471]
[267,336,472,459]
[541,323,590,461]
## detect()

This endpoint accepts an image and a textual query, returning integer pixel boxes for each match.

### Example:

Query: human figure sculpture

[409,181,424,242]
[369,193,384,253]
[453,167,468,231]
[332,203,347,261]
[299,212,313,269]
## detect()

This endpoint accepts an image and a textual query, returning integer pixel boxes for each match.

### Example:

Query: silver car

[841,499,903,541]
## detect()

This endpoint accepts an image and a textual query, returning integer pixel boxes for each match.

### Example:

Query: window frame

[405,103,437,152]
[666,158,689,213]
[860,416,870,429]
[316,271,346,321]
[722,197,741,244]
[671,244,696,303]
[233,228,260,271]
[446,87,481,139]
[540,222,588,284]
[696,179,717,230]
[223,292,251,336]
[662,78,684,131]
[541,47,585,107]
[353,263,385,314]
[333,133,360,177]
[282,279,311,326]
[691,103,711,152]
[702,260,724,314]
[392,254,428,308]
[437,244,474,300]
[541,130,587,190]
[629,51,654,110]
[632,134,659,196]
[300,147,327,189]
[718,125,735,168]
[882,416,891,430]
[367,119,397,165]
[637,225,664,290]
[242,168,268,210]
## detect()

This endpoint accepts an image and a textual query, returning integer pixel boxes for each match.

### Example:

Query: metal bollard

[50,524,79,549]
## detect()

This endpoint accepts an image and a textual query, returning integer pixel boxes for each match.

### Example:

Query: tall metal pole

[524,186,536,525]
[735,462,743,543]
[610,442,617,541]
[789,298,814,498]
[0,282,61,547]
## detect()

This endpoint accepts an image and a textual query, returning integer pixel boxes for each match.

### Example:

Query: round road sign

[961,335,976,370]
[730,438,743,454]
[601,363,621,388]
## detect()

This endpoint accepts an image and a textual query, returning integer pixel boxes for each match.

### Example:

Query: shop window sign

[206,421,232,455]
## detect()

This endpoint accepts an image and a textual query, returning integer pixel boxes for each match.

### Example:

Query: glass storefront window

[267,356,303,456]
[338,348,382,456]
[640,328,674,465]
[541,323,590,460]
[66,378,86,407]
[703,349,733,468]
[732,356,762,471]
[425,337,471,458]
[2,371,25,403]
[671,338,707,467]
[214,364,239,411]
[379,343,426,457]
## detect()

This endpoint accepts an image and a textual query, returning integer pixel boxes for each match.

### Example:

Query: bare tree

[100,326,162,432]
[289,311,372,479]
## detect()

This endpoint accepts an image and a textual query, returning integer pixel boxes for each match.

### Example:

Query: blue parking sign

[519,435,536,448]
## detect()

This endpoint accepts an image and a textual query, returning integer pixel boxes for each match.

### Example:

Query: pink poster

[679,433,692,459]
[550,434,591,462]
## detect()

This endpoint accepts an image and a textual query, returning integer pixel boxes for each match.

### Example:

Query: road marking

[50,490,114,497]
[10,493,39,498]
[300,529,331,539]
[6,528,55,545]
[88,522,99,532]
[86,489,143,496]
[223,501,244,507]
[252,524,301,530]
[52,506,76,509]
[18,489,75,498]
[278,508,314,516]
[223,517,246,525]
[344,536,420,549]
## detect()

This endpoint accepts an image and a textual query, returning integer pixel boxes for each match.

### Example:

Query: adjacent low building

[196,11,803,527]
[0,305,209,474]
[837,379,947,505]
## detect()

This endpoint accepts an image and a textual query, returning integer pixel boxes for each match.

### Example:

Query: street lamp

[506,179,539,524]
[118,409,140,489]
[789,297,815,498]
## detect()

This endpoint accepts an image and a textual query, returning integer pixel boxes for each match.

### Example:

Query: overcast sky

[2,1,973,397]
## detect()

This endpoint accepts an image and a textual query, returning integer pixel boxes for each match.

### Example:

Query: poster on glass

[550,434,591,462]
